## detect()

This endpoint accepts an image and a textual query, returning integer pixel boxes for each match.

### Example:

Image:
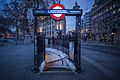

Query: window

[118,8,120,12]
[113,4,115,8]
[113,11,116,14]
[113,24,115,28]
[110,6,112,10]
[118,23,120,27]
[106,8,108,12]
[109,25,112,29]
[98,13,100,16]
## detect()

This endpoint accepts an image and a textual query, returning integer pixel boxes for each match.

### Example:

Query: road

[80,41,120,80]
[82,43,120,57]
[0,41,120,80]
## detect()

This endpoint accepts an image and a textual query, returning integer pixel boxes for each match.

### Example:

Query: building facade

[91,0,120,43]
[42,17,66,38]
[81,11,91,39]
[37,0,66,38]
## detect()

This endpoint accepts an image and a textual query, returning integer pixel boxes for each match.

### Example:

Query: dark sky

[62,0,94,32]
[62,0,94,12]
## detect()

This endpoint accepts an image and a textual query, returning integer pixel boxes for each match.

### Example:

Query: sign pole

[34,16,39,72]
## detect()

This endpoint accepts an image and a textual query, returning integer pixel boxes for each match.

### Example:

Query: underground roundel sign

[50,4,65,20]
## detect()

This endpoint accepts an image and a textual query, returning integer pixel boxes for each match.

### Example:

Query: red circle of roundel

[50,4,65,20]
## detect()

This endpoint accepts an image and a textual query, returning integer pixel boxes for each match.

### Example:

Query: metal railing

[45,36,75,56]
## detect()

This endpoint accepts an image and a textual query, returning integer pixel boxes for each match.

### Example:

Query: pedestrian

[48,38,50,47]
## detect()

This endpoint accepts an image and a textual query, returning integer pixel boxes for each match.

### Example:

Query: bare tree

[0,15,13,38]
[3,0,28,43]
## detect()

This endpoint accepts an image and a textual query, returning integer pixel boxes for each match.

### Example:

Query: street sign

[50,4,65,20]
[33,9,82,16]
[33,4,82,18]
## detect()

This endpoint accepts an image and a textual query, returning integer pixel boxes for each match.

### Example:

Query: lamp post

[111,27,116,46]
[57,21,62,38]
[111,32,115,47]
[56,21,62,50]
[73,1,82,72]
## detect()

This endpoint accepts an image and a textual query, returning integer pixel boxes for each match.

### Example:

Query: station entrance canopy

[33,3,83,72]
[33,3,82,20]
[33,9,82,16]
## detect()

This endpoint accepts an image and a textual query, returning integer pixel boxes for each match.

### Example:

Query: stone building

[82,11,91,39]
[91,0,120,43]
[42,17,66,38]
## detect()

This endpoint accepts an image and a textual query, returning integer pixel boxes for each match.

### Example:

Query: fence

[35,33,79,72]
[45,36,76,61]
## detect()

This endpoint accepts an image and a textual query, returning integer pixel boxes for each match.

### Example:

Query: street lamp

[56,21,62,38]
[39,27,42,33]
[111,32,115,35]
[73,1,82,72]
[111,28,116,46]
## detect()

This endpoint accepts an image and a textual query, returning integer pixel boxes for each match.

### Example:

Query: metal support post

[34,16,39,72]
[74,16,81,72]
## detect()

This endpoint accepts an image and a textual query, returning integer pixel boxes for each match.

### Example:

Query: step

[39,70,77,80]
